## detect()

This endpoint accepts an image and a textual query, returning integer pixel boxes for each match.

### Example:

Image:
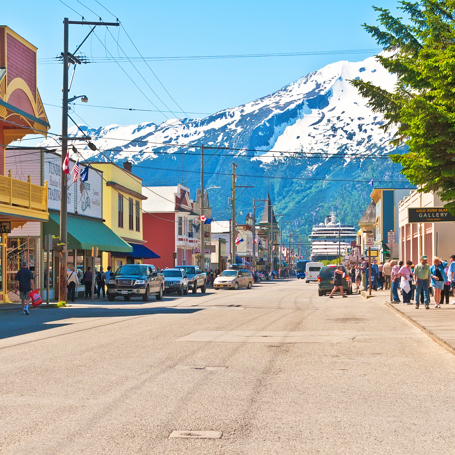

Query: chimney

[123,160,132,172]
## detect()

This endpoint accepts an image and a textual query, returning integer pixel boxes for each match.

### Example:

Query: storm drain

[175,366,227,371]
[169,430,222,439]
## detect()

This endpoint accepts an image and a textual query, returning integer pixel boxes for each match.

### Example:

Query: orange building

[0,26,50,302]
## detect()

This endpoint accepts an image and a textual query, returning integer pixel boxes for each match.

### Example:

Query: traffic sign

[366,236,374,247]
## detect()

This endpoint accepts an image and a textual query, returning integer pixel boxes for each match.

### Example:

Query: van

[305,262,324,283]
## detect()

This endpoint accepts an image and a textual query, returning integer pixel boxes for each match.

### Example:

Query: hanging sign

[0,221,11,234]
[408,207,455,223]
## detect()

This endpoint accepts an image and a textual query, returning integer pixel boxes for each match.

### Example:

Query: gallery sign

[408,207,455,223]
[44,154,102,219]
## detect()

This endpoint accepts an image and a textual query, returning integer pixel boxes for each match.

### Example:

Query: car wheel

[123,296,130,301]
[178,286,184,295]
[318,290,325,296]
[234,282,239,290]
[142,286,149,302]
[108,294,115,301]
[156,286,163,301]
[201,282,207,293]
[183,286,188,295]
[192,285,197,294]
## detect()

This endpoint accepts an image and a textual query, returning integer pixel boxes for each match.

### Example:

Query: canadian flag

[235,236,244,245]
[199,215,206,222]
[62,151,70,175]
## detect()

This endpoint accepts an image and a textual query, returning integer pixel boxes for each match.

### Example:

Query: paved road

[1,280,455,454]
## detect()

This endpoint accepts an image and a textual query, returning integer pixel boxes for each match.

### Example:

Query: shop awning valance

[44,213,132,253]
[129,243,160,259]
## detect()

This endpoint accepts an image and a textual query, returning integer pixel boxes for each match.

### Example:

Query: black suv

[317,265,353,296]
[107,264,165,301]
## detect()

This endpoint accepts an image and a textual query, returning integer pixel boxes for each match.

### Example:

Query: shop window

[135,200,140,232]
[129,198,134,230]
[118,194,124,228]
[188,220,193,238]
[178,217,183,236]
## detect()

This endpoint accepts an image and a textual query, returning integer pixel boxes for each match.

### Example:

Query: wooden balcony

[0,171,48,221]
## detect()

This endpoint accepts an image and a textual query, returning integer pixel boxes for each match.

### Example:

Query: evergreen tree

[351,1,455,211]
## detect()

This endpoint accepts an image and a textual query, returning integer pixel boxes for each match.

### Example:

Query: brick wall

[6,34,36,100]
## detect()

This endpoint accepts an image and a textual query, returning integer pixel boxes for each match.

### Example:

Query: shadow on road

[0,304,203,341]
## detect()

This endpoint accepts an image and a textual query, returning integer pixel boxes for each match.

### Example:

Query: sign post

[368,247,372,296]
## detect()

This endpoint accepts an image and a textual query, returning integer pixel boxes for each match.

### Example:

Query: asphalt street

[1,279,455,455]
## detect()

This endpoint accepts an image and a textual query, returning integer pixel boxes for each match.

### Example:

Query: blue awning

[236,255,243,264]
[129,243,160,259]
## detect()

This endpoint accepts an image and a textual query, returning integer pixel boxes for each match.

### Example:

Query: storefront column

[1,233,8,302]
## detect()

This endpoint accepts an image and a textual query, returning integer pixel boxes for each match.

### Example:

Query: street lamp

[68,94,88,104]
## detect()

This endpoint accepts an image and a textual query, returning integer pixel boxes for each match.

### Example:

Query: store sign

[44,155,102,219]
[408,207,455,223]
[0,221,11,234]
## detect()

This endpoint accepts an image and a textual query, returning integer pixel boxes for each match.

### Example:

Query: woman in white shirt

[399,260,413,304]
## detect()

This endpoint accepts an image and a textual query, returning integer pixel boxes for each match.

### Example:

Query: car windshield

[220,271,237,277]
[163,270,182,277]
[116,265,148,276]
[179,267,196,275]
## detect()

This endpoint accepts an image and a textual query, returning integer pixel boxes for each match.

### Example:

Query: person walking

[430,257,447,308]
[355,265,362,291]
[448,255,455,305]
[329,265,347,298]
[442,261,451,304]
[399,260,413,304]
[414,255,431,309]
[391,260,401,303]
[383,260,392,290]
[15,261,34,315]
[83,267,93,299]
[67,265,78,302]
[96,267,105,299]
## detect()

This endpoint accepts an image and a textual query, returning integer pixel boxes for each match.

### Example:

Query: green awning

[44,213,133,253]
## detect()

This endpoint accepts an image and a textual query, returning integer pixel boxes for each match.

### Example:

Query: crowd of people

[349,254,455,310]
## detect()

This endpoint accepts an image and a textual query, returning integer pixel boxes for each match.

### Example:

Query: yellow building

[91,161,157,271]
[0,26,49,302]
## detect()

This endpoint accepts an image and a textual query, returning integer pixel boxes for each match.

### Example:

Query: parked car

[317,265,352,296]
[162,268,189,295]
[176,265,206,293]
[107,264,165,301]
[214,269,253,290]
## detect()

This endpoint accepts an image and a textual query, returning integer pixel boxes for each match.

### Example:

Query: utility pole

[59,18,118,302]
[200,145,205,271]
[252,198,267,271]
[231,163,237,266]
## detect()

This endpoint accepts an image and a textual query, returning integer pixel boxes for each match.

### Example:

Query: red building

[142,185,200,269]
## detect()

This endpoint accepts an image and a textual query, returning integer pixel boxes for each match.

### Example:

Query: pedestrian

[15,261,34,315]
[383,259,392,290]
[360,257,368,289]
[67,265,78,302]
[96,267,105,299]
[399,260,413,304]
[355,265,362,291]
[329,265,347,298]
[442,261,451,304]
[377,261,384,290]
[103,266,113,286]
[414,255,431,309]
[83,267,93,298]
[391,260,401,303]
[448,255,455,305]
[430,257,447,308]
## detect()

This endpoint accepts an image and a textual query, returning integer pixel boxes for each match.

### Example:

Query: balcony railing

[0,171,48,213]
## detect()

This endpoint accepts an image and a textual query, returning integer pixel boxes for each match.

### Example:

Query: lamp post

[252,198,267,271]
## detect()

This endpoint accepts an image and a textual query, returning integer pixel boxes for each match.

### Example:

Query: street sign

[408,207,455,223]
[0,221,11,234]
[365,236,374,247]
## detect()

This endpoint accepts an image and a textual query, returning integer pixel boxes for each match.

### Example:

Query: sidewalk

[360,286,455,355]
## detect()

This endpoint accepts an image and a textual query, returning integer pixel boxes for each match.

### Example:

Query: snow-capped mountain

[40,55,408,238]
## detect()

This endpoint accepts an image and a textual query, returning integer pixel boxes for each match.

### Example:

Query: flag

[80,164,90,182]
[369,178,374,187]
[235,236,244,245]
[72,161,80,182]
[199,215,206,222]
[62,151,70,175]
[204,218,213,225]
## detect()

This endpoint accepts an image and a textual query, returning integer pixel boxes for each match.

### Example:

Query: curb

[385,302,455,356]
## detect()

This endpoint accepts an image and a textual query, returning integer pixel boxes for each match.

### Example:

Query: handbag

[29,289,43,307]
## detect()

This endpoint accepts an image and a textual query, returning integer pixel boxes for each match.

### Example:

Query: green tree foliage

[351,1,455,211]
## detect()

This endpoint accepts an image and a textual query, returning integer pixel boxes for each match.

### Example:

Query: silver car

[162,268,189,295]
[214,270,253,290]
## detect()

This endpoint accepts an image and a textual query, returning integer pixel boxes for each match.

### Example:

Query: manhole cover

[169,431,222,439]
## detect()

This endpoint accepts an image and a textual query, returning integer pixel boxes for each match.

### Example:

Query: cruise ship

[309,213,357,261]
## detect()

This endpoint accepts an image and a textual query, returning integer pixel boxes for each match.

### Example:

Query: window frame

[135,200,140,232]
[129,198,134,230]
[118,194,124,228]
[178,216,183,236]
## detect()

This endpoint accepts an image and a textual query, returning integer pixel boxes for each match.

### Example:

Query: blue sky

[3,0,400,136]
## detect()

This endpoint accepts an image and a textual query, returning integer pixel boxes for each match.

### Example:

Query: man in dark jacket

[15,261,34,315]
[83,267,93,298]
